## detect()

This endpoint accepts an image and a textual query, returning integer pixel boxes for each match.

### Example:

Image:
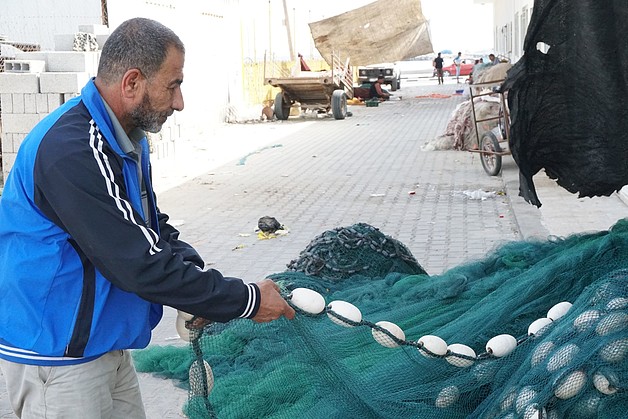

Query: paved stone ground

[1,78,626,418]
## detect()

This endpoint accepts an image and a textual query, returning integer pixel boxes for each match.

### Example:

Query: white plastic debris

[461,190,497,200]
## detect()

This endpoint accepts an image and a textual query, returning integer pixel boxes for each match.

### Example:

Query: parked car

[357,63,401,91]
[394,54,435,78]
[435,58,476,77]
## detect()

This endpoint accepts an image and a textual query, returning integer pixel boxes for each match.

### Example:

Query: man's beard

[130,92,172,133]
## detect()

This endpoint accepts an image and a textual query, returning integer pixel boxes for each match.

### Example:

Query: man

[453,51,462,83]
[489,53,500,65]
[0,17,295,418]
[369,75,391,100]
[433,52,444,85]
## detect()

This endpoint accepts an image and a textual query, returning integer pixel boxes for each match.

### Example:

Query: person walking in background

[0,17,295,419]
[433,52,444,85]
[453,51,462,83]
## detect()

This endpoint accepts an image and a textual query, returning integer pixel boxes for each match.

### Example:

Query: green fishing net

[133,221,627,418]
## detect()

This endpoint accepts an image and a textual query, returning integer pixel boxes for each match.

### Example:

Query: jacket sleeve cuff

[238,283,260,319]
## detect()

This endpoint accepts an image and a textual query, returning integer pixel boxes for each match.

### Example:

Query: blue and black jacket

[0,79,260,366]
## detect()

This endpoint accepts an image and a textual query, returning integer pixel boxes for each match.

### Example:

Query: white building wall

[0,0,102,50]
[107,0,235,130]
[493,0,534,64]
[0,0,324,127]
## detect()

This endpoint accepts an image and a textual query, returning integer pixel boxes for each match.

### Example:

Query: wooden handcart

[467,79,512,176]
[264,51,353,120]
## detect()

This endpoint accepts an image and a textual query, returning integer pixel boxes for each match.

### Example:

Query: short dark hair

[97,18,185,85]
[377,75,385,80]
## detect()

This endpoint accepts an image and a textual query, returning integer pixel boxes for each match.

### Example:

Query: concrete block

[1,134,12,154]
[54,34,76,51]
[11,94,24,114]
[2,152,17,179]
[1,93,13,114]
[1,113,40,134]
[0,73,40,94]
[63,93,80,103]
[39,113,50,121]
[4,60,46,73]
[14,51,48,62]
[24,94,37,113]
[47,94,63,112]
[11,133,26,152]
[45,52,99,74]
[78,24,110,35]
[36,93,49,114]
[40,72,89,94]
[96,35,109,49]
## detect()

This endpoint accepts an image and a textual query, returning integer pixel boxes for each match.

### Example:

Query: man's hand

[251,279,296,323]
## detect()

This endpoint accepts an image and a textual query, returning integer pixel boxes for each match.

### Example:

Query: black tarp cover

[503,0,628,207]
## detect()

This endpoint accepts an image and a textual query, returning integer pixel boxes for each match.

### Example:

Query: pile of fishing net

[423,98,501,151]
[134,221,627,418]
[423,62,513,152]
[473,63,512,86]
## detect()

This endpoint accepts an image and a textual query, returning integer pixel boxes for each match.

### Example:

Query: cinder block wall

[0,50,94,183]
[0,25,182,186]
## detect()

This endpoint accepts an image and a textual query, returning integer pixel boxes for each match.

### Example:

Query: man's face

[131,46,185,133]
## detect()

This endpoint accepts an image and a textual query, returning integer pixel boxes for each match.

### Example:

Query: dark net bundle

[133,221,628,418]
[503,0,628,207]
[285,222,427,280]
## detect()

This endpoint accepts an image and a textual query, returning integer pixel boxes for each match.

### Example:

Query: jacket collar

[80,78,147,158]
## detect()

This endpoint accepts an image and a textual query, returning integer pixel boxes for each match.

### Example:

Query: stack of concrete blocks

[0,23,183,186]
[0,24,110,184]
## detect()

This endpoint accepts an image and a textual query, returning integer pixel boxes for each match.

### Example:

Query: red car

[435,58,476,77]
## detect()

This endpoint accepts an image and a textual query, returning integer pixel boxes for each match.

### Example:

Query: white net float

[592,370,618,395]
[553,370,587,400]
[573,309,600,332]
[515,386,537,414]
[435,385,459,408]
[486,334,517,358]
[547,301,572,321]
[327,300,362,327]
[606,297,628,310]
[417,335,447,358]
[177,310,194,321]
[372,321,405,348]
[175,314,190,342]
[290,288,326,315]
[531,341,555,367]
[527,317,552,336]
[189,359,214,396]
[546,343,579,372]
[445,343,476,367]
[599,338,628,363]
[595,311,628,336]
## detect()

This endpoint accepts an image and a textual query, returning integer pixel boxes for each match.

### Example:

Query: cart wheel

[480,131,502,176]
[331,90,347,120]
[274,93,291,120]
